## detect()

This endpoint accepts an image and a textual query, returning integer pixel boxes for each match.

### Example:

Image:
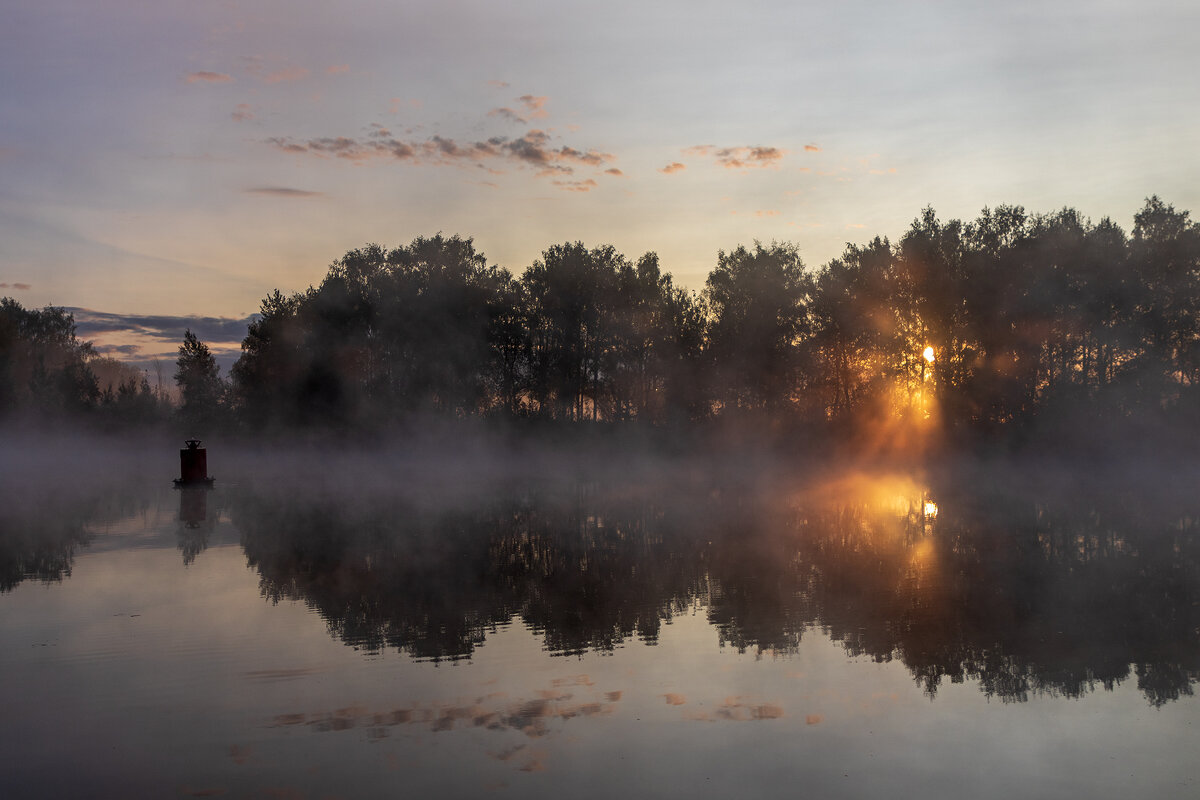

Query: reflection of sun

[923,500,938,518]
[922,346,935,364]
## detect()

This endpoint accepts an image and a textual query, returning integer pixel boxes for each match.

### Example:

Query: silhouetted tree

[522,242,624,420]
[0,299,98,418]
[704,241,814,414]
[175,329,224,430]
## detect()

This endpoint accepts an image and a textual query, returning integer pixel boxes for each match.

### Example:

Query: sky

[2,0,1198,368]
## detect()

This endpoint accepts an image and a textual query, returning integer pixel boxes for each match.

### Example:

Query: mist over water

[2,426,1197,800]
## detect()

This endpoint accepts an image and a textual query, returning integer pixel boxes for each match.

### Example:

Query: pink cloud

[267,126,617,180]
[604,168,624,176]
[265,66,309,84]
[684,145,786,170]
[659,162,686,174]
[755,210,780,217]
[0,282,31,290]
[389,98,422,113]
[663,694,687,706]
[517,95,549,119]
[244,186,323,198]
[487,79,510,88]
[327,64,350,75]
[231,103,254,122]
[804,144,820,152]
[186,71,233,84]
[552,178,597,192]
[488,107,525,124]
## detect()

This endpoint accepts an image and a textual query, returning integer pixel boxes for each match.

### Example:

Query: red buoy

[175,439,214,486]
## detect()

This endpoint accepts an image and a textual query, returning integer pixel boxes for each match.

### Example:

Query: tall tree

[176,329,223,429]
[0,299,98,417]
[704,241,814,413]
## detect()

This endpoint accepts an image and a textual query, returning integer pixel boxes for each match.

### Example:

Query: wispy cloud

[804,144,820,152]
[487,79,510,88]
[755,209,780,217]
[684,145,786,170]
[244,186,324,198]
[516,95,549,119]
[604,168,624,176]
[488,107,526,124]
[267,126,616,183]
[67,308,258,348]
[659,162,686,174]
[389,97,423,114]
[552,178,597,192]
[231,103,254,122]
[265,66,309,84]
[326,64,350,75]
[0,282,31,290]
[186,71,233,84]
[93,343,141,356]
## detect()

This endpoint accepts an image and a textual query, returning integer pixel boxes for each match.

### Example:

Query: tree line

[3,197,1198,451]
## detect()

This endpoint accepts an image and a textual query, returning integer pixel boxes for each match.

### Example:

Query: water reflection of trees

[0,486,150,591]
[234,481,709,660]
[229,468,1199,705]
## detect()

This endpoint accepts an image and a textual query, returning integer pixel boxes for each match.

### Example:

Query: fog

[2,422,1196,707]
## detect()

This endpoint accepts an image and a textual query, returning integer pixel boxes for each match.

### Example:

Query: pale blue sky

[1,0,1197,360]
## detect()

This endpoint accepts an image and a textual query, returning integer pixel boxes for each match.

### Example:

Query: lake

[1,440,1197,798]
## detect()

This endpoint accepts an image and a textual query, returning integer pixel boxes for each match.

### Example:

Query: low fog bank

[3,421,1198,705]
[2,416,1197,515]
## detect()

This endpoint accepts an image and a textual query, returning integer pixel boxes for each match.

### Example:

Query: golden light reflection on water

[802,472,937,524]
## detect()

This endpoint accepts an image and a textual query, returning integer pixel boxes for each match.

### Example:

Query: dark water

[1,448,1197,798]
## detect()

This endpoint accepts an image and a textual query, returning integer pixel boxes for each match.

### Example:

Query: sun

[922,346,935,364]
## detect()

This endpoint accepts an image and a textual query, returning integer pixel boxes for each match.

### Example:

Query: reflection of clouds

[751,705,785,720]
[551,675,594,688]
[228,744,253,765]
[261,788,304,800]
[681,696,785,722]
[268,679,621,759]
[243,667,329,682]
[493,743,548,773]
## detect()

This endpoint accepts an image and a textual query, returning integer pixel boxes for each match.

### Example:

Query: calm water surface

[2,448,1197,799]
